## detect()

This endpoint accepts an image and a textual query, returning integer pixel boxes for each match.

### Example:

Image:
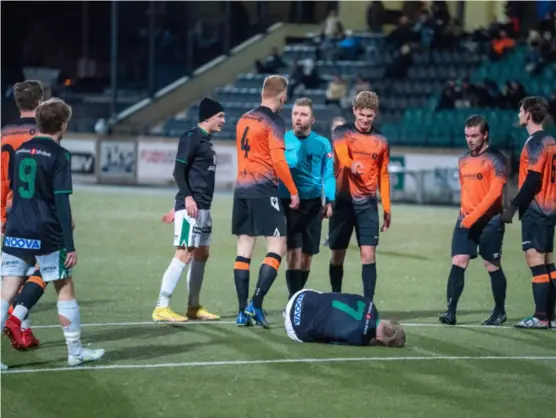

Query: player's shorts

[328,198,379,250]
[284,289,320,343]
[451,214,504,261]
[1,250,71,282]
[173,209,212,248]
[231,196,287,237]
[282,197,323,255]
[521,209,555,253]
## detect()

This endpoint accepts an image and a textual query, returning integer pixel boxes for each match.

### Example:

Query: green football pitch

[1,187,555,418]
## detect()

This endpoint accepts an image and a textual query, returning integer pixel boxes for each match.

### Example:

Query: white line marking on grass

[3,356,556,375]
[30,321,523,330]
[32,320,237,329]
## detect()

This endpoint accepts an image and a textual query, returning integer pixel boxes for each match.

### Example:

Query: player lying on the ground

[501,96,556,329]
[153,97,225,323]
[1,98,104,371]
[284,289,406,347]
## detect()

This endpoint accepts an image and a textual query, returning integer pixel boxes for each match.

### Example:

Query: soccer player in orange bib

[502,97,556,329]
[328,91,390,301]
[232,75,299,328]
[439,116,509,326]
[1,80,46,350]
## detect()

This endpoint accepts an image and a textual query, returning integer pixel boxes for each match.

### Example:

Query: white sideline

[29,320,524,330]
[3,356,556,375]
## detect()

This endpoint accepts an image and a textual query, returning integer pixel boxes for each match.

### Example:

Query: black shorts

[451,215,505,261]
[521,209,555,253]
[282,197,323,255]
[231,195,287,237]
[328,198,379,250]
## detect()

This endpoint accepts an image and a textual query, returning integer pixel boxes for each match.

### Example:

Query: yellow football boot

[187,306,221,320]
[152,307,188,322]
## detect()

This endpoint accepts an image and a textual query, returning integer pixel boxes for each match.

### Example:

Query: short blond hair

[353,91,379,110]
[294,97,313,111]
[380,320,406,347]
[262,75,288,99]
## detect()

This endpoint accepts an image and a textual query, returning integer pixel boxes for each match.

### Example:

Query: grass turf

[1,188,555,418]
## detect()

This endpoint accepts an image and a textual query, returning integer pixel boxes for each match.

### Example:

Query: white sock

[12,304,28,322]
[1,299,10,330]
[187,259,206,307]
[157,258,186,308]
[58,299,82,356]
[21,319,30,331]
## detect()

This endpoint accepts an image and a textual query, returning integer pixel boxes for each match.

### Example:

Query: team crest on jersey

[3,236,41,250]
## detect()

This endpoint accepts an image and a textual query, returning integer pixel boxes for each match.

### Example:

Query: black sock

[488,268,507,314]
[300,270,310,289]
[447,265,466,313]
[285,270,302,299]
[546,263,556,321]
[531,265,549,321]
[329,264,343,293]
[252,253,281,308]
[234,257,250,312]
[13,270,46,312]
[362,263,377,301]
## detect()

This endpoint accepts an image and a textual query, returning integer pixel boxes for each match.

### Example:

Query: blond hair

[294,97,312,108]
[294,97,313,115]
[353,91,379,110]
[379,320,406,347]
[262,75,288,99]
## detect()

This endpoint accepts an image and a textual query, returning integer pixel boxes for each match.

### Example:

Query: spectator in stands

[318,9,344,60]
[335,30,364,60]
[431,1,450,24]
[325,75,347,106]
[504,1,524,37]
[412,11,435,48]
[525,30,545,74]
[385,44,412,79]
[453,77,479,109]
[322,9,342,39]
[444,18,464,48]
[437,80,456,110]
[367,1,386,34]
[255,47,286,74]
[500,81,527,109]
[541,30,556,64]
[483,79,503,108]
[288,58,322,97]
[402,0,427,22]
[490,29,516,61]
[538,11,556,36]
[388,15,413,48]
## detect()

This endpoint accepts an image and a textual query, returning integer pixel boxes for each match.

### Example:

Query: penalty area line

[3,355,556,375]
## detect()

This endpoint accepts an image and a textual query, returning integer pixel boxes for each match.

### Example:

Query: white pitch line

[29,320,526,330]
[3,355,556,375]
[31,320,237,329]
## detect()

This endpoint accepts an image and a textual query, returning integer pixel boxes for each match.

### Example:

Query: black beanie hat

[198,97,224,122]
